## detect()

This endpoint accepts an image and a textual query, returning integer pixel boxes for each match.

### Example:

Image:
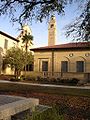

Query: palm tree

[22,34,33,52]
[22,34,33,78]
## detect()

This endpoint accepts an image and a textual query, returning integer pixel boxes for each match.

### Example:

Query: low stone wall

[0,95,39,120]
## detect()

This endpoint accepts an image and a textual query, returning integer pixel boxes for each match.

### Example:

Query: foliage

[25,106,64,120]
[36,77,79,86]
[65,0,90,41]
[24,102,90,120]
[22,32,33,77]
[22,34,33,52]
[0,0,89,41]
[3,47,33,78]
[0,0,73,24]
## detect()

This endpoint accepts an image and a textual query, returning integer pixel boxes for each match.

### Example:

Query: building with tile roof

[31,16,90,81]
[0,31,19,74]
[0,25,34,75]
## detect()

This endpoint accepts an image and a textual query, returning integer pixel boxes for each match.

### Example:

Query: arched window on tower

[50,24,54,28]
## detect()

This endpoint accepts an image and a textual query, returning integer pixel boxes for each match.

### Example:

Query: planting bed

[0,91,90,120]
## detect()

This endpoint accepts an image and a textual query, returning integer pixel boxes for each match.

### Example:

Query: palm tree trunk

[24,42,28,79]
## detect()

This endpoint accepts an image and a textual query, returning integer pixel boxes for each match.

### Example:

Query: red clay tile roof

[31,42,90,51]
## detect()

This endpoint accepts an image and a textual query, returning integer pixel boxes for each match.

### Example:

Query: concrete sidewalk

[0,80,90,90]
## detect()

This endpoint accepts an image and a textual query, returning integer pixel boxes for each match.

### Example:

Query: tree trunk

[24,42,28,80]
[14,68,21,79]
[14,68,18,79]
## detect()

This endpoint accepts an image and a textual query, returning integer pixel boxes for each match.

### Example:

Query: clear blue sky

[0,2,80,47]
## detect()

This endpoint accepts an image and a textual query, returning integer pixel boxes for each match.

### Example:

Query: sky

[0,2,81,47]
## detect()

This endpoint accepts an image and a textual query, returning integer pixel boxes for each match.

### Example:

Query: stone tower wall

[48,16,57,46]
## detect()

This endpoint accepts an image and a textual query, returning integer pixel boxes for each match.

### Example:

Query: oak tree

[0,0,89,41]
[3,47,33,78]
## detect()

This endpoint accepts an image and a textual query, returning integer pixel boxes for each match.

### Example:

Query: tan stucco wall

[34,51,52,72]
[0,33,18,75]
[0,34,17,51]
[54,50,90,73]
[3,67,15,75]
[48,16,57,46]
[34,50,90,80]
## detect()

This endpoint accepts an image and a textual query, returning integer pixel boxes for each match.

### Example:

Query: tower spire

[48,15,57,46]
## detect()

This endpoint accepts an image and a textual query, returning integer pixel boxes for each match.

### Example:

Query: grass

[12,105,64,120]
[0,82,90,97]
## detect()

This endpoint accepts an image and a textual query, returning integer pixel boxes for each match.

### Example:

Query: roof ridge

[31,41,90,50]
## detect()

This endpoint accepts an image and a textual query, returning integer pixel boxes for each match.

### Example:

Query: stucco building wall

[0,34,17,51]
[33,49,90,80]
[34,52,52,72]
[54,50,90,73]
[0,31,18,75]
[32,16,90,80]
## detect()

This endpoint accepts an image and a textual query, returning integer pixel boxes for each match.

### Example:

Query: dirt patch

[0,91,90,120]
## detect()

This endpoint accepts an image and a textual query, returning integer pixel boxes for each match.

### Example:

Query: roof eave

[0,31,19,42]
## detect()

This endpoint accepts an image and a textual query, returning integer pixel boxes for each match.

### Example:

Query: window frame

[61,61,68,72]
[4,39,8,49]
[42,61,48,71]
[76,61,84,72]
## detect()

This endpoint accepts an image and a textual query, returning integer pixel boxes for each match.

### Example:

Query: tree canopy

[22,34,33,52]
[0,0,73,24]
[0,0,89,41]
[3,47,33,78]
[65,0,90,42]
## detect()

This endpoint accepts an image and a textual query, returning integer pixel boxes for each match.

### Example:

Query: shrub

[10,77,20,82]
[26,76,33,81]
[56,78,79,86]
[56,78,61,82]
[49,77,57,82]
[21,75,26,80]
[70,78,79,84]
[36,76,42,81]
[36,76,49,83]
[21,75,36,81]
[25,106,64,120]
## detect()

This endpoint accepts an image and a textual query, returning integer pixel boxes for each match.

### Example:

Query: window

[76,61,84,72]
[42,61,48,71]
[24,64,33,71]
[50,24,54,28]
[61,61,68,72]
[4,39,8,49]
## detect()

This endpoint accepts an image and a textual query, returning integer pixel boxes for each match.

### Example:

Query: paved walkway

[0,80,90,90]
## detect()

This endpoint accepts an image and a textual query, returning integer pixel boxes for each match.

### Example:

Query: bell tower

[48,15,56,46]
